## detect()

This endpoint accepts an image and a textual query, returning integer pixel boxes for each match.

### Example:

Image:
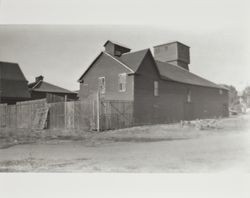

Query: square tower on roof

[153,41,190,70]
[104,40,131,57]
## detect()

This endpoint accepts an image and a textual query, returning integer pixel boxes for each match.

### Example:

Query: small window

[115,50,122,56]
[155,48,160,54]
[187,89,191,103]
[119,73,126,92]
[219,89,223,95]
[98,77,105,94]
[154,81,159,96]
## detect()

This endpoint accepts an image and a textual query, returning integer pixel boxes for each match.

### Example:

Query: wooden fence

[0,99,47,129]
[48,99,94,130]
[0,96,134,131]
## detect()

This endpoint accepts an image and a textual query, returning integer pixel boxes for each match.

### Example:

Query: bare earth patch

[0,114,249,172]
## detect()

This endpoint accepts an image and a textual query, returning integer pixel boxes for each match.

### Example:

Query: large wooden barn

[0,61,30,104]
[78,40,229,125]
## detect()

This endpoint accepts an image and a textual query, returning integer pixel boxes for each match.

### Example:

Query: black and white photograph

[0,0,249,198]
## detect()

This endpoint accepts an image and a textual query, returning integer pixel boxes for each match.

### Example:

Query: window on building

[119,73,126,92]
[187,89,191,103]
[154,81,159,96]
[115,50,122,56]
[155,48,160,54]
[98,77,105,94]
[219,89,223,95]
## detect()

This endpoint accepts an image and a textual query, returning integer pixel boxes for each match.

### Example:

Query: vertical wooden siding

[1,98,134,132]
[0,104,7,128]
[0,99,47,129]
[99,100,134,130]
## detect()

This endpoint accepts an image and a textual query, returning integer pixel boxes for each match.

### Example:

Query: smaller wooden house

[28,76,78,103]
[0,61,30,104]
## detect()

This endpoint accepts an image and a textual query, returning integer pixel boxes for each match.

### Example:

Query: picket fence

[0,97,134,131]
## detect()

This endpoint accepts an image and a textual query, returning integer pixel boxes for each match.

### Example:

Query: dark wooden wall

[79,53,134,101]
[133,53,229,125]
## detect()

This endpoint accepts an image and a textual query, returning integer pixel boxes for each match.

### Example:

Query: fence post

[64,101,67,129]
[96,92,100,132]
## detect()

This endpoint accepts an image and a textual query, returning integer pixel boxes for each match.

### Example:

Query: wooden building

[0,61,30,104]
[78,40,229,125]
[29,76,78,103]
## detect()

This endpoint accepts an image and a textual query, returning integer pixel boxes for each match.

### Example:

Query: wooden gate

[98,99,134,131]
[48,94,97,130]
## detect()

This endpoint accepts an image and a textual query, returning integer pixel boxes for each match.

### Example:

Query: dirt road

[0,114,250,172]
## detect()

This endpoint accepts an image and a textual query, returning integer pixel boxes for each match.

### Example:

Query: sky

[0,0,249,92]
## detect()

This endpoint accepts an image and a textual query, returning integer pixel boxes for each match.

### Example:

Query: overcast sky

[0,0,249,91]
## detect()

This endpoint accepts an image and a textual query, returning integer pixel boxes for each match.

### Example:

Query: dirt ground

[0,113,250,172]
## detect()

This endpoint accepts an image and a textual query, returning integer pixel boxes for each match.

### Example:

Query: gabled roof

[78,41,226,90]
[119,49,150,72]
[29,80,75,94]
[155,60,224,89]
[78,49,149,81]
[0,61,30,99]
